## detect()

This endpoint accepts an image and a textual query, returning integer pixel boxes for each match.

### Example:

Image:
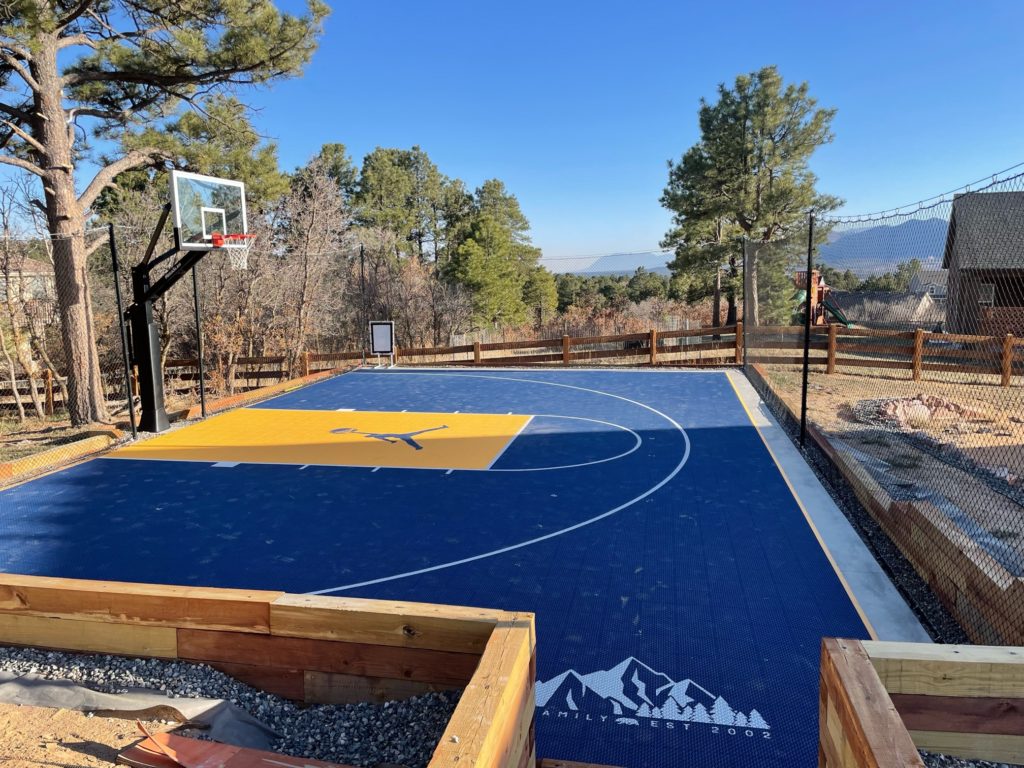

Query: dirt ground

[0,702,174,768]
[0,417,102,463]
[764,366,1024,476]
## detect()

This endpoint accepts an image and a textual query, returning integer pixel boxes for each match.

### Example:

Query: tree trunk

[725,254,738,326]
[30,332,69,407]
[748,247,760,326]
[6,295,45,418]
[0,324,26,423]
[712,268,721,328]
[32,30,109,425]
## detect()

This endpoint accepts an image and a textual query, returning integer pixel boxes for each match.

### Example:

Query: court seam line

[486,415,534,470]
[724,371,879,641]
[307,370,690,595]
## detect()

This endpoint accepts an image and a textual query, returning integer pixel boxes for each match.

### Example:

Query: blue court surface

[0,368,870,767]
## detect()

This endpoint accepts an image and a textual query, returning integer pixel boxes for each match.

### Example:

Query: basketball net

[210,232,255,270]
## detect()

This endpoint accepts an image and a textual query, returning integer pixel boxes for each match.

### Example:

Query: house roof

[0,255,54,276]
[908,270,948,291]
[942,191,1024,270]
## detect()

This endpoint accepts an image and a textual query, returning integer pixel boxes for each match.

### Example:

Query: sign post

[369,321,395,367]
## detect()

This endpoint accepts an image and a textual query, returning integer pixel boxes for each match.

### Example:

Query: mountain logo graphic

[536,657,770,730]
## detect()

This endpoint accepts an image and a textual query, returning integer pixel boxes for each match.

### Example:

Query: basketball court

[0,366,929,767]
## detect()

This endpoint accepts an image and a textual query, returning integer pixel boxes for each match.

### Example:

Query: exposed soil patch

[0,701,174,768]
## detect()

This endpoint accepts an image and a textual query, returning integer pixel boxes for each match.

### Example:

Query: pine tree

[661,65,841,325]
[0,0,326,424]
[662,697,684,721]
[691,703,711,723]
[711,696,736,725]
[748,709,770,730]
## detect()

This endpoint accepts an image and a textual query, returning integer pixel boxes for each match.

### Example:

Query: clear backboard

[170,170,248,251]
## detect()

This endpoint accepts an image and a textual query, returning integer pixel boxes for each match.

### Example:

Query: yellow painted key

[110,409,532,470]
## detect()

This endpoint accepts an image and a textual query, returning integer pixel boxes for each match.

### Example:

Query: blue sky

[52,1,1024,260]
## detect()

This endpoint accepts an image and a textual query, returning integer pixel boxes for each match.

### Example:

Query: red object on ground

[117,723,356,768]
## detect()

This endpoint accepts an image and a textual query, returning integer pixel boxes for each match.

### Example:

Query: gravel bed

[921,750,1023,768]
[0,646,460,768]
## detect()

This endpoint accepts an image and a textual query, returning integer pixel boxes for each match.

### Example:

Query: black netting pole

[108,224,137,439]
[740,238,748,367]
[800,213,815,446]
[192,265,207,419]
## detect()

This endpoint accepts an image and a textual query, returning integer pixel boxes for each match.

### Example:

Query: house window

[978,283,995,307]
[927,284,937,295]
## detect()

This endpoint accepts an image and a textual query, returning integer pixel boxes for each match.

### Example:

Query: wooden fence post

[301,351,310,378]
[734,321,743,365]
[131,366,139,397]
[912,328,924,381]
[1002,333,1014,387]
[473,340,481,365]
[44,369,54,416]
[826,323,838,375]
[562,335,570,366]
[649,329,658,365]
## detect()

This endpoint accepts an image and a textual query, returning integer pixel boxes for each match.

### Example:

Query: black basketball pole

[192,265,207,418]
[800,213,815,447]
[127,220,209,432]
[108,224,137,439]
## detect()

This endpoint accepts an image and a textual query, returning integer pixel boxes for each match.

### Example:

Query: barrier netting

[745,170,1024,644]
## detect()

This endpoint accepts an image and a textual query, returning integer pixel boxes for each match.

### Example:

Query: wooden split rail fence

[156,325,746,390]
[748,324,1024,386]
[3,325,746,414]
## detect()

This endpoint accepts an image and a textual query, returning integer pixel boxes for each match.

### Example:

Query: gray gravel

[921,750,1023,768]
[0,645,459,768]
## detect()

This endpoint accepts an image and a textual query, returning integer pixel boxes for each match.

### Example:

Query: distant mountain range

[543,251,672,276]
[542,217,948,279]
[536,656,770,729]
[818,217,949,275]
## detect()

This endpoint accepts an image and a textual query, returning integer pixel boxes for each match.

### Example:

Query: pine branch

[77,148,172,211]
[0,51,40,92]
[0,119,45,154]
[0,103,32,123]
[57,0,97,31]
[0,155,47,178]
[57,33,97,50]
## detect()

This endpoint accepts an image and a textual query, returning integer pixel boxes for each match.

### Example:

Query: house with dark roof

[942,191,1024,336]
[908,269,948,298]
[0,254,55,303]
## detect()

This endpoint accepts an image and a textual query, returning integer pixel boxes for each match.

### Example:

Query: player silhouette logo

[330,424,449,451]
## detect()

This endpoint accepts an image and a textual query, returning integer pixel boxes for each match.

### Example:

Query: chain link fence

[745,171,1024,644]
[0,227,134,468]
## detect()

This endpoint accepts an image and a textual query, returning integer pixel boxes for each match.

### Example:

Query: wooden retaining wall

[827,438,1024,646]
[820,638,1024,766]
[0,575,537,768]
[747,362,1024,646]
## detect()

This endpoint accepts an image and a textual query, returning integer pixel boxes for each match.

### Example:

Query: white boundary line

[308,370,690,595]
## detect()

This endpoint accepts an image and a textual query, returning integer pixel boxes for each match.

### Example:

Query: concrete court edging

[726,370,931,643]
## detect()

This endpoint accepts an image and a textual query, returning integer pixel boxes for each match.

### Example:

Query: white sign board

[369,321,394,355]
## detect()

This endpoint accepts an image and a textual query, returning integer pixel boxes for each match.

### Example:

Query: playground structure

[792,269,852,327]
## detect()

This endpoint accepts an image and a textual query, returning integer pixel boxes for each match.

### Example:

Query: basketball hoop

[211,232,255,270]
